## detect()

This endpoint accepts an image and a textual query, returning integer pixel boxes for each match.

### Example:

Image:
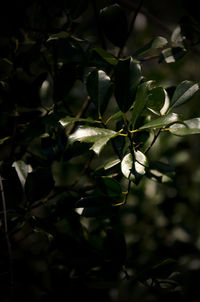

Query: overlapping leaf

[87,69,113,117]
[131,81,153,128]
[121,151,148,183]
[114,57,142,112]
[139,113,180,130]
[169,117,200,136]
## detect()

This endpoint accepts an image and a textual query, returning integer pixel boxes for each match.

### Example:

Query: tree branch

[0,176,14,287]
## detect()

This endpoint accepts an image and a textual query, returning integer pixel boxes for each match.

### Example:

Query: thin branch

[117,0,172,35]
[0,176,14,287]
[144,129,161,154]
[117,0,145,57]
[66,96,91,136]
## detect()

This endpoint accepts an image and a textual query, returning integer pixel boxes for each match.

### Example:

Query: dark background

[0,1,200,301]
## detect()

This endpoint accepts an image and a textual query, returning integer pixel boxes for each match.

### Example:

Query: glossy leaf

[68,126,118,154]
[170,80,199,108]
[134,36,168,57]
[139,113,180,130]
[121,151,148,183]
[99,4,128,47]
[93,48,118,65]
[131,81,153,128]
[146,86,169,115]
[104,158,121,170]
[114,57,142,112]
[87,69,113,117]
[169,117,200,136]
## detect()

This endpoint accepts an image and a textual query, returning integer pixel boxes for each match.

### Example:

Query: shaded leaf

[139,113,180,130]
[170,80,199,108]
[93,48,118,65]
[68,126,118,154]
[25,168,54,202]
[134,36,168,57]
[146,86,169,115]
[131,81,153,128]
[87,69,113,117]
[98,176,122,197]
[147,161,175,183]
[169,117,200,136]
[99,4,128,47]
[114,57,142,112]
[59,116,97,127]
[104,158,121,170]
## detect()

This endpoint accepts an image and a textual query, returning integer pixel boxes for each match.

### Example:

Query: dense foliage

[1,1,200,301]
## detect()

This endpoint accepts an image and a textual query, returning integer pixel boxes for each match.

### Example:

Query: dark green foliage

[1,1,200,302]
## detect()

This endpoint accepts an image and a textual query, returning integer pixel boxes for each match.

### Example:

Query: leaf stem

[0,175,14,287]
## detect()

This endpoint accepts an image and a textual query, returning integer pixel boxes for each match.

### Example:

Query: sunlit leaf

[169,117,200,136]
[170,80,199,108]
[68,126,118,154]
[139,113,180,130]
[121,151,148,183]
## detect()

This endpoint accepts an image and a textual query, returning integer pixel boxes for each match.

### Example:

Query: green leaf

[134,36,168,57]
[68,126,118,154]
[12,160,33,188]
[99,4,128,47]
[121,151,148,183]
[93,48,118,65]
[87,69,113,117]
[104,158,121,170]
[169,117,200,136]
[114,57,142,112]
[59,116,97,127]
[170,80,199,108]
[131,81,153,128]
[159,47,186,63]
[146,87,169,115]
[98,176,122,197]
[139,113,180,130]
